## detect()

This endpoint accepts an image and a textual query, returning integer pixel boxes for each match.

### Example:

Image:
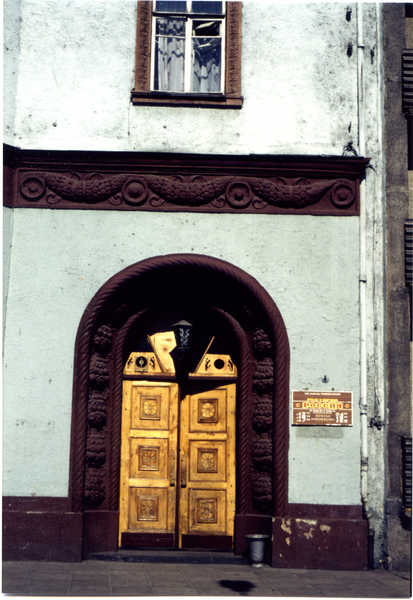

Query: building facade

[3,1,411,570]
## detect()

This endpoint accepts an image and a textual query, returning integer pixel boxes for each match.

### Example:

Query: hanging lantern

[170,320,193,382]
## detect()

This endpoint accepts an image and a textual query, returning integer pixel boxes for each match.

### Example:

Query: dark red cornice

[3,144,370,216]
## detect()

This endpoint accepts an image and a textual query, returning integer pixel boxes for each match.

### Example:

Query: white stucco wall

[3,208,360,504]
[4,1,359,156]
[3,0,387,517]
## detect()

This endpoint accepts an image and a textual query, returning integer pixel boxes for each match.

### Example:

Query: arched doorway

[69,254,290,558]
[119,312,238,549]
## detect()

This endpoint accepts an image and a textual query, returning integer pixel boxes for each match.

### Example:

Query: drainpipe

[357,3,374,569]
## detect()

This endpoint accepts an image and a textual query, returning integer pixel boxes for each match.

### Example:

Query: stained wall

[3,1,384,517]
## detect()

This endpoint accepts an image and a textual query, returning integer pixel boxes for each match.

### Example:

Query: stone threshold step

[89,550,249,565]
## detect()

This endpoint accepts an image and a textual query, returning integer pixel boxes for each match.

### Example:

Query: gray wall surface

[3,209,361,504]
[3,1,387,521]
[4,1,363,155]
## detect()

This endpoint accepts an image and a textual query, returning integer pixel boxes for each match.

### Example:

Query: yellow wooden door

[119,380,236,548]
[119,380,179,546]
[179,382,236,549]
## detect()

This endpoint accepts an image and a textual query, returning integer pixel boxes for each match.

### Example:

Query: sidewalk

[2,552,411,597]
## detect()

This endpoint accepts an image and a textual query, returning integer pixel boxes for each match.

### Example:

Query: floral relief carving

[140,396,160,420]
[20,174,46,201]
[138,497,158,520]
[202,402,215,419]
[227,2,241,94]
[139,446,159,471]
[198,398,218,423]
[198,449,218,473]
[18,171,357,214]
[136,1,151,91]
[197,499,217,523]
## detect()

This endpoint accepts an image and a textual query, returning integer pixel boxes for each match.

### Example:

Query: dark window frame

[131,1,243,108]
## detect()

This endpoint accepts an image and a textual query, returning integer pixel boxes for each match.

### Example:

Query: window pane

[192,20,220,37]
[155,18,186,92]
[155,1,187,13]
[191,37,221,92]
[156,17,185,36]
[192,1,223,14]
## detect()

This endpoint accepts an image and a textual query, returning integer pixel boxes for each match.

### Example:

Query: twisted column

[211,308,251,514]
[109,309,149,511]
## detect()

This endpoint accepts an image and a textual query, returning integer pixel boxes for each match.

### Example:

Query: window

[132,1,242,108]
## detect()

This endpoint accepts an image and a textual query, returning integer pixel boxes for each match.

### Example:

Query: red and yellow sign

[292,390,353,426]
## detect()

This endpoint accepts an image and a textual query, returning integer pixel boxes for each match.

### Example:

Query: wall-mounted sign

[292,390,353,426]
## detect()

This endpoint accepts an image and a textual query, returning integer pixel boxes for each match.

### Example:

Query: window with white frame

[152,1,225,93]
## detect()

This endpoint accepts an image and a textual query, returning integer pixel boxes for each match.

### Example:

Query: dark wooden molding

[134,1,152,93]
[4,144,369,215]
[131,1,243,108]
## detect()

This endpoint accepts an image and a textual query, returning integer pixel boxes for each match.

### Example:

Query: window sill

[131,89,243,108]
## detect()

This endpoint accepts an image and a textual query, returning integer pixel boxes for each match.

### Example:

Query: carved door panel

[119,381,179,547]
[119,380,236,549]
[179,382,236,549]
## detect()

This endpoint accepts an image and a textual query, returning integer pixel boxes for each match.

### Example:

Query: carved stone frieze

[93,324,113,356]
[253,357,274,395]
[252,474,272,513]
[89,355,110,391]
[252,327,272,359]
[16,170,358,215]
[252,394,273,432]
[84,467,106,508]
[252,434,273,472]
[88,391,107,429]
[86,430,106,468]
[226,2,242,95]
[135,1,152,92]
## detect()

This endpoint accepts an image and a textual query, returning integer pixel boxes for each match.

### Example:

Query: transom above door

[119,329,237,550]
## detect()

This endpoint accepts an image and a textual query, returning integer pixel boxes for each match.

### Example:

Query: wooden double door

[119,380,236,549]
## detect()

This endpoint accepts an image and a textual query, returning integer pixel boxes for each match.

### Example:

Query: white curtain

[155,18,185,92]
[192,38,221,92]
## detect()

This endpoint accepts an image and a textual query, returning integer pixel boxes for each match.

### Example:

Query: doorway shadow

[219,579,256,595]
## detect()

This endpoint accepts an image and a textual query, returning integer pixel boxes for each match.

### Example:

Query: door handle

[181,455,187,487]
[170,451,176,486]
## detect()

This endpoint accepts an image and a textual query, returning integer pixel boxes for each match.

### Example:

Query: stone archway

[68,254,290,558]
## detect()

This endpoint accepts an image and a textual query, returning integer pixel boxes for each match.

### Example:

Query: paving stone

[111,586,154,595]
[24,582,71,594]
[2,560,411,597]
[69,584,112,595]
[263,581,321,595]
[2,581,29,593]
[151,586,197,595]
[305,583,369,597]
[372,579,411,594]
[110,573,149,581]
[109,563,148,570]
